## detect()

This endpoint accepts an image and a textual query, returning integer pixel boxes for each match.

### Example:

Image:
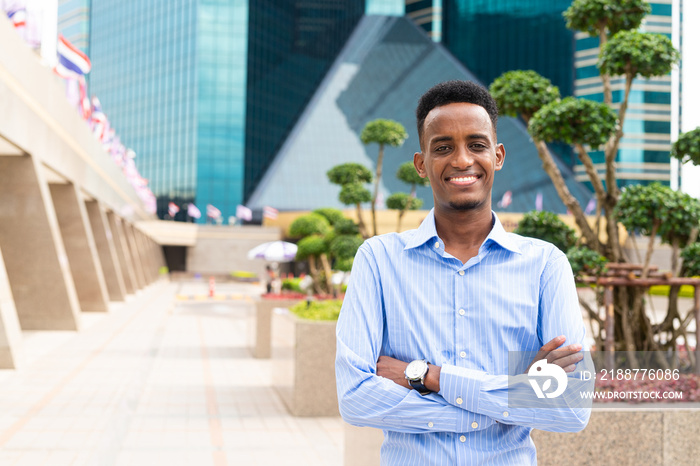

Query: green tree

[312,208,345,226]
[361,119,408,236]
[396,161,430,197]
[514,211,577,253]
[386,192,423,232]
[671,127,700,166]
[327,163,373,238]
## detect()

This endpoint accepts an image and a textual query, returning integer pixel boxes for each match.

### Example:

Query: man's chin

[448,199,485,211]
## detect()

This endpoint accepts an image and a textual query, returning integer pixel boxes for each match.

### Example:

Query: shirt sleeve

[335,244,496,434]
[437,249,593,433]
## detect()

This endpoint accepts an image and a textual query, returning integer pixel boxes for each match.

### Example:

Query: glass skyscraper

[59,0,363,223]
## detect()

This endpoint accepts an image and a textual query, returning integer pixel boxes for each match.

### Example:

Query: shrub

[515,211,577,252]
[290,299,343,321]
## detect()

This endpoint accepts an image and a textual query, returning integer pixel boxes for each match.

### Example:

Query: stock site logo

[528,359,568,399]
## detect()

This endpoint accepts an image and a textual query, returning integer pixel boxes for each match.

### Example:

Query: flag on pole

[55,34,91,79]
[535,192,543,212]
[6,6,26,29]
[497,190,512,209]
[206,204,221,219]
[585,197,596,215]
[187,203,201,219]
[263,206,278,220]
[236,204,252,221]
[168,202,179,217]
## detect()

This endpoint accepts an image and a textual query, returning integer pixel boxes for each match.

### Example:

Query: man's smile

[445,174,481,186]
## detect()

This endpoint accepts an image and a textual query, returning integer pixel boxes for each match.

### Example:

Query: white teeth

[449,176,477,182]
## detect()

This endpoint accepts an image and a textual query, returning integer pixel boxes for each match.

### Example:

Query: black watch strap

[409,378,431,396]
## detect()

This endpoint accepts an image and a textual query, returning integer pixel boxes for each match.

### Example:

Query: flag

[585,198,596,215]
[206,204,221,219]
[187,203,201,219]
[168,202,179,217]
[90,96,107,141]
[55,34,91,79]
[263,206,278,220]
[236,204,252,221]
[497,190,512,208]
[535,192,543,212]
[6,6,26,29]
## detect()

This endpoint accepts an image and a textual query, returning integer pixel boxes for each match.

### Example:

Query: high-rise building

[59,0,363,222]
[573,1,679,187]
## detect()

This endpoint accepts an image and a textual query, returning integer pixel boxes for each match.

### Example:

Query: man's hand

[377,355,411,389]
[528,335,583,373]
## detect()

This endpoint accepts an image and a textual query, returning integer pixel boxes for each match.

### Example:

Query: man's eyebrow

[429,136,453,145]
[466,133,490,140]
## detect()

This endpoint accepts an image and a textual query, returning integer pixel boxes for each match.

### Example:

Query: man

[335,80,590,465]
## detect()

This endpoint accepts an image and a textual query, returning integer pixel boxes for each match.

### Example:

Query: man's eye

[435,146,449,152]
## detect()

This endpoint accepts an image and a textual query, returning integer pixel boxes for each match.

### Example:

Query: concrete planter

[343,406,700,465]
[272,310,339,416]
[249,298,301,358]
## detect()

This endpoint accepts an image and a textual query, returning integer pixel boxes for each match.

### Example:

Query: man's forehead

[423,103,496,139]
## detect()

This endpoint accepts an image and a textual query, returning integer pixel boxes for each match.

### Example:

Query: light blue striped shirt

[336,209,591,465]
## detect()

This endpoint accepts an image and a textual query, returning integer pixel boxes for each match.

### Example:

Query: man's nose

[451,146,474,168]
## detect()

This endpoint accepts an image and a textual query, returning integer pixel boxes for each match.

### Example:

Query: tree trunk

[356,202,369,239]
[371,143,385,237]
[574,143,606,204]
[604,72,633,206]
[319,253,333,293]
[307,256,323,294]
[533,140,600,251]
[598,28,612,105]
[397,210,405,232]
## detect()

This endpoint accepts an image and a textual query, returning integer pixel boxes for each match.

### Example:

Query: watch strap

[409,378,431,395]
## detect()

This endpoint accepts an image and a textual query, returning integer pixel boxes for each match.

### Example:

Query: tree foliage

[599,31,679,79]
[529,97,617,148]
[329,234,364,260]
[295,235,327,259]
[327,163,373,185]
[514,210,577,253]
[567,246,608,280]
[289,213,331,238]
[396,161,429,187]
[671,127,700,166]
[489,70,560,120]
[339,183,372,205]
[681,243,700,278]
[386,192,422,211]
[334,218,360,235]
[563,0,649,37]
[360,119,408,147]
[312,207,345,226]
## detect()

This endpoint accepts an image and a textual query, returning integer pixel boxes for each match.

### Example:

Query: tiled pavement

[0,279,344,466]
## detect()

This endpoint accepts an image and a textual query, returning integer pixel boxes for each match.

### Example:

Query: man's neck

[433,203,493,264]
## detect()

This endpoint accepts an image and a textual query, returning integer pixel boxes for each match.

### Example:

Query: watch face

[405,360,427,379]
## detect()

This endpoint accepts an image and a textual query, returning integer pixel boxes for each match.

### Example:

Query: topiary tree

[681,243,700,278]
[290,214,333,293]
[386,193,423,232]
[360,119,408,237]
[671,127,700,167]
[396,161,430,197]
[327,163,373,238]
[489,70,560,121]
[514,211,577,253]
[567,246,608,281]
[312,207,346,227]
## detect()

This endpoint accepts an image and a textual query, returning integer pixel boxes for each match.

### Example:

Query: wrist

[425,364,441,392]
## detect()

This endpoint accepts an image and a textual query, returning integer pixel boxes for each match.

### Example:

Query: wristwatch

[405,359,431,395]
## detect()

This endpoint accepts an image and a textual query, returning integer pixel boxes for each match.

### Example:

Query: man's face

[414,102,505,212]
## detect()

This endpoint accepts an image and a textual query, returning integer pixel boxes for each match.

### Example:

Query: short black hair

[416,80,499,147]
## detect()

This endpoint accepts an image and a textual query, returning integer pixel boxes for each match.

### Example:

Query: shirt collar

[404,208,522,255]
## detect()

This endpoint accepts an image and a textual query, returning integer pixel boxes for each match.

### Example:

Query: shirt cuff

[439,364,486,413]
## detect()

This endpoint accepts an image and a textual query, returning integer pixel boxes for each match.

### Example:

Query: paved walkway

[0,279,344,466]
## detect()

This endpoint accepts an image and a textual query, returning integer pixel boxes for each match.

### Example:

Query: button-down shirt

[336,210,591,465]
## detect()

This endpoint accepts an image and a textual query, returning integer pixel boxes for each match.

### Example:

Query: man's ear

[414,152,427,178]
[494,143,505,171]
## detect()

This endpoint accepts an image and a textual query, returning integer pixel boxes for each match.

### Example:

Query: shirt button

[459,351,466,358]
[434,242,440,248]
[428,422,434,428]
[503,411,509,418]
[471,422,479,429]
[458,308,465,316]
[460,435,466,442]
[458,270,465,276]
[456,397,463,405]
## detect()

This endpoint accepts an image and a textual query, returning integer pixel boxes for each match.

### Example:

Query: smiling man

[335,80,591,465]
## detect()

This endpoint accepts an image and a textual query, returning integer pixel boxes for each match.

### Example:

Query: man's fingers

[549,352,584,369]
[540,335,566,353]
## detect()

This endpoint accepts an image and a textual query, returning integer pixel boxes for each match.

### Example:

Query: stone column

[106,211,137,294]
[136,230,156,283]
[124,224,146,289]
[49,183,109,312]
[0,155,80,330]
[0,246,22,368]
[84,201,126,301]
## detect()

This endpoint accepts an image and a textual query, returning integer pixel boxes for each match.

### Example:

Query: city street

[0,279,343,466]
